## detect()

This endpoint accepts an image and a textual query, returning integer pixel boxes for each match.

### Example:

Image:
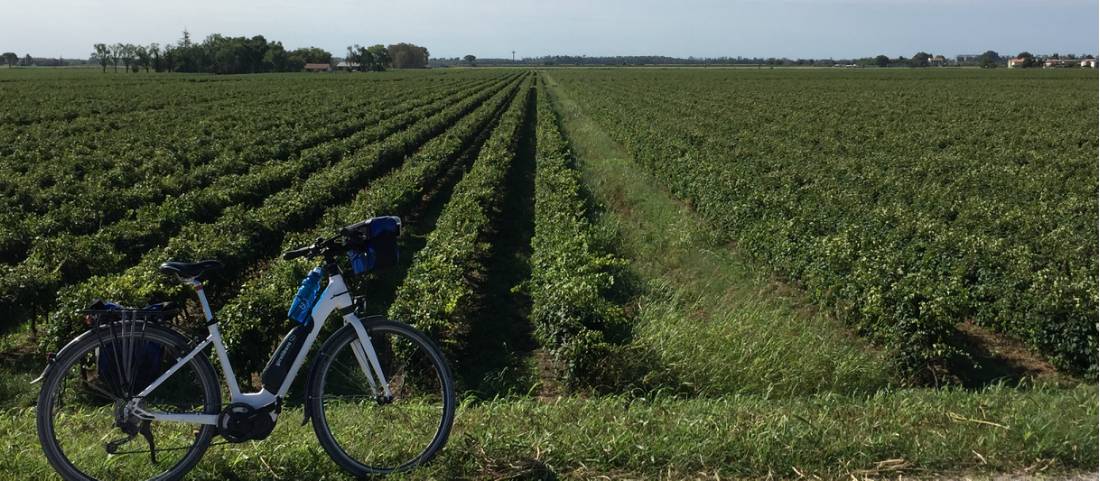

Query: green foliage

[528,79,632,389]
[346,44,390,72]
[288,47,332,64]
[168,33,300,74]
[0,74,453,248]
[1,76,495,327]
[551,68,1098,377]
[0,385,1095,478]
[543,73,896,396]
[218,75,524,376]
[387,43,430,69]
[911,51,931,67]
[979,50,1000,68]
[1015,51,1038,68]
[388,75,534,359]
[41,72,520,354]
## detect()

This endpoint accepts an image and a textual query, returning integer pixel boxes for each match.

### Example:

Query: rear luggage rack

[82,303,180,328]
[80,303,181,401]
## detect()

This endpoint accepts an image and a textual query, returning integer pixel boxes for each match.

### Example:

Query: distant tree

[463,54,476,66]
[109,43,124,72]
[134,45,151,72]
[115,44,137,72]
[289,47,332,64]
[359,49,374,72]
[148,43,162,71]
[263,41,289,71]
[347,44,387,72]
[978,50,1000,68]
[91,44,110,72]
[171,30,210,72]
[387,43,429,68]
[366,44,389,71]
[910,51,930,67]
[347,45,357,66]
[346,44,364,71]
[21,54,33,66]
[246,35,269,72]
[345,45,355,62]
[202,34,271,74]
[874,54,890,67]
[2,52,17,68]
[1016,51,1037,68]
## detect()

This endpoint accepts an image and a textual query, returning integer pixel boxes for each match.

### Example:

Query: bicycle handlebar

[282,234,342,261]
[281,245,313,261]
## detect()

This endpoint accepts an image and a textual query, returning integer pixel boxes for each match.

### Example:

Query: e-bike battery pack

[261,324,310,392]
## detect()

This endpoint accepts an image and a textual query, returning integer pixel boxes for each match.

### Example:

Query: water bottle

[287,267,323,324]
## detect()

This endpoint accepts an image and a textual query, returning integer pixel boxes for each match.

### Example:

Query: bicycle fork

[345,315,394,401]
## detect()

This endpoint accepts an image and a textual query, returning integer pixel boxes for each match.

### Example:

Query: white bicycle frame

[130,271,392,425]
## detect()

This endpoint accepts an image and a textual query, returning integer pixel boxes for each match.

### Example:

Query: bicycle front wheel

[309,318,455,475]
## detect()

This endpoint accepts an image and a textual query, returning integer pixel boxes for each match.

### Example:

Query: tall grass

[4,385,1095,479]
[542,72,895,397]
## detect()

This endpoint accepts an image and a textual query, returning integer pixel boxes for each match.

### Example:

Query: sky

[2,0,1097,60]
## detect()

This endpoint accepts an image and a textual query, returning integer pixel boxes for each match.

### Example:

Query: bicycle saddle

[158,260,223,279]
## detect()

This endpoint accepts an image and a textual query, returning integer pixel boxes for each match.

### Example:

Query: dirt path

[458,87,544,397]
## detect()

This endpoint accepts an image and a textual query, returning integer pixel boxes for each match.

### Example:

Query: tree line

[1,53,49,68]
[342,43,429,71]
[430,50,1094,68]
[88,31,429,74]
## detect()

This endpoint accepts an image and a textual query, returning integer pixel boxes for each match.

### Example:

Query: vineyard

[549,68,1100,378]
[0,67,1096,480]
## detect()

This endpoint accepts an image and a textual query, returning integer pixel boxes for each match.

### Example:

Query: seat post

[190,278,215,323]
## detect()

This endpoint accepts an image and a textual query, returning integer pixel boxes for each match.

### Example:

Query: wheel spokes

[319,326,448,471]
[43,331,215,481]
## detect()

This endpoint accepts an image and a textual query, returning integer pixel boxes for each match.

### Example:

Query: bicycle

[34,216,456,481]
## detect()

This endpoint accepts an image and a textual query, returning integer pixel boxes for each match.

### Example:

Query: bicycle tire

[308,318,456,475]
[37,323,221,481]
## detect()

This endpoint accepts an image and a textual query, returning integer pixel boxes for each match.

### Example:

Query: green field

[0,67,1096,480]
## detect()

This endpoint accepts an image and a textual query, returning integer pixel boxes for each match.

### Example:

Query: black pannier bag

[342,216,401,274]
[85,300,172,396]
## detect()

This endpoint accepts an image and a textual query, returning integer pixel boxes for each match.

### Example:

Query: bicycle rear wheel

[36,323,220,481]
[309,318,455,475]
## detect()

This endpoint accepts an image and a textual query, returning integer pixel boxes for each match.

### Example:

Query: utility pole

[512,50,515,63]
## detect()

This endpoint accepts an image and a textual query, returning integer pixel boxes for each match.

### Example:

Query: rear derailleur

[104,398,158,463]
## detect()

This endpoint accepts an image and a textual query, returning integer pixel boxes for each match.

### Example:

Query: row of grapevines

[552,69,1097,376]
[0,82,337,214]
[607,72,1097,375]
[387,75,534,359]
[1,74,483,181]
[218,76,525,375]
[0,75,494,257]
[0,73,250,125]
[527,80,628,387]
[0,77,479,252]
[0,70,479,127]
[41,73,519,352]
[0,80,303,168]
[1,76,504,325]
